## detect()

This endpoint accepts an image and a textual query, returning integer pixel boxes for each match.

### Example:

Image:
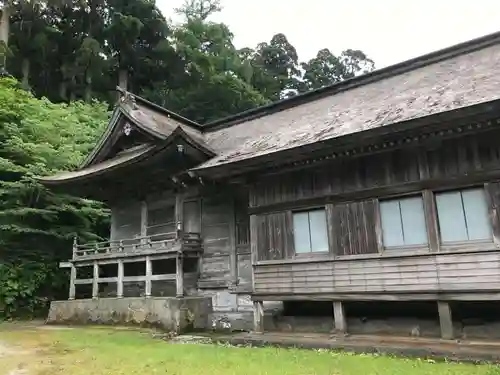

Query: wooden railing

[72,232,202,259]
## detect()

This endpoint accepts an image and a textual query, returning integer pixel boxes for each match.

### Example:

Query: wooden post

[438,301,454,340]
[92,262,99,299]
[117,260,124,298]
[228,200,238,285]
[72,236,78,260]
[175,194,184,240]
[69,265,76,300]
[140,201,148,246]
[145,256,152,297]
[176,255,184,297]
[423,190,440,252]
[253,300,264,333]
[333,301,347,334]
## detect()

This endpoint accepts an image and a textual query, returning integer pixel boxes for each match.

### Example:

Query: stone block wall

[47,297,212,333]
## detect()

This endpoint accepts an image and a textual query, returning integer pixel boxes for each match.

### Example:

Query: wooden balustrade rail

[72,232,201,259]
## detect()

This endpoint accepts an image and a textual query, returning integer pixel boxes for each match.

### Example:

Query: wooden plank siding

[253,250,500,297]
[330,200,378,256]
[235,196,252,289]
[198,194,234,287]
[249,130,500,210]
[249,130,500,299]
[253,212,294,261]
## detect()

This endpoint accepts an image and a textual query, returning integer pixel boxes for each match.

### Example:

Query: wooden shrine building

[40,31,500,339]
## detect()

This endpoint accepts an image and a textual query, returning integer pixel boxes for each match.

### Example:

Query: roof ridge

[202,30,500,131]
[115,87,203,130]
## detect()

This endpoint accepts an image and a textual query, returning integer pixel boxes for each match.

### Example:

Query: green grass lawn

[1,325,500,375]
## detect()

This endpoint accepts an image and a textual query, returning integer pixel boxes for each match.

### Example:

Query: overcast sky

[156,0,500,68]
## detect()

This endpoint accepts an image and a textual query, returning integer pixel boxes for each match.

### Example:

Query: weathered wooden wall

[249,129,500,209]
[249,129,500,299]
[198,193,233,287]
[110,202,142,250]
[253,250,500,297]
[197,190,254,330]
[235,197,252,290]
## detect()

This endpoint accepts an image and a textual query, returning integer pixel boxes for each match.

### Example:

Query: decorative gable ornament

[123,123,132,136]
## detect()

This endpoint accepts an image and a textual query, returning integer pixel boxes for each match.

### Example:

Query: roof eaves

[192,98,500,177]
[80,106,122,168]
[38,144,157,185]
[202,30,500,132]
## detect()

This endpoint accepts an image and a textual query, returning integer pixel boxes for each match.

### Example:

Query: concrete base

[46,297,212,334]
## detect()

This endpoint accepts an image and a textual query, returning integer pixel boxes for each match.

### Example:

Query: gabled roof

[39,144,155,183]
[81,89,214,169]
[40,30,500,185]
[195,31,500,171]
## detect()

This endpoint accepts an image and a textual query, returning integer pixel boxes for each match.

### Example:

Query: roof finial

[119,89,138,110]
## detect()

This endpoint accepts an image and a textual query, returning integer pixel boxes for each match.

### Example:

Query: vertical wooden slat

[175,194,183,238]
[332,204,344,256]
[423,190,440,252]
[92,262,99,299]
[471,136,482,171]
[251,212,294,261]
[117,260,124,298]
[140,201,148,247]
[228,199,238,284]
[437,301,454,340]
[484,182,500,247]
[350,203,361,255]
[418,148,430,180]
[140,202,147,238]
[250,215,258,265]
[145,256,152,297]
[176,255,184,297]
[333,301,347,334]
[267,213,276,259]
[253,300,264,333]
[68,265,76,300]
[284,211,295,258]
[364,200,378,253]
[330,201,378,256]
[373,199,384,253]
[326,204,336,256]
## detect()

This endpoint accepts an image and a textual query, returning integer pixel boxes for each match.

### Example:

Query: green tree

[249,33,301,100]
[299,48,375,92]
[106,0,169,92]
[143,1,268,122]
[0,77,109,317]
[8,1,53,90]
[175,0,221,21]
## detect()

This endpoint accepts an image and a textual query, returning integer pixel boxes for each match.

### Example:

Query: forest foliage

[0,0,375,317]
[0,77,109,317]
[0,0,374,122]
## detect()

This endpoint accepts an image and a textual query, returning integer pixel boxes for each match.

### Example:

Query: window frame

[377,193,430,252]
[292,207,330,256]
[434,186,494,248]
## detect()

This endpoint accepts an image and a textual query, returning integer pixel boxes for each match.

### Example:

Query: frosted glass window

[380,196,428,248]
[436,188,491,243]
[293,209,329,253]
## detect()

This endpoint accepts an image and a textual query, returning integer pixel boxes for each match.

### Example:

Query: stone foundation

[46,297,212,333]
